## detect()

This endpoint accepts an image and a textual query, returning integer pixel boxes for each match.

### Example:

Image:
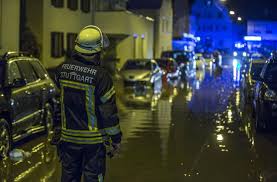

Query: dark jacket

[55,54,121,144]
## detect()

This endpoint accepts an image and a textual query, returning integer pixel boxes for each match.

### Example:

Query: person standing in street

[53,25,122,182]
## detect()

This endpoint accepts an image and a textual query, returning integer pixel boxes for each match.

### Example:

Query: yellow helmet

[74,25,104,55]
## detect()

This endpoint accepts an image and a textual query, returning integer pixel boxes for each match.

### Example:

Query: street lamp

[237,17,242,21]
[229,11,235,15]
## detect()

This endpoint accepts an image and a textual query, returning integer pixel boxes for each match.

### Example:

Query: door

[16,60,41,129]
[7,61,30,134]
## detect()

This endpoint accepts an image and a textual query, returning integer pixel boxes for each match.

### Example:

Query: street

[1,63,277,182]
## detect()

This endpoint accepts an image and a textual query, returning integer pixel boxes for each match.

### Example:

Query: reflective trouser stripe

[61,134,107,144]
[62,129,104,137]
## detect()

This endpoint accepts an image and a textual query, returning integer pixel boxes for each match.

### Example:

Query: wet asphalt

[1,62,277,182]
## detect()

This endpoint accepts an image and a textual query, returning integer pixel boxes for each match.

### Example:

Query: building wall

[128,0,173,58]
[190,0,233,51]
[248,20,277,41]
[173,0,189,37]
[39,0,94,68]
[0,0,20,54]
[95,11,154,69]
[156,0,173,57]
[25,0,43,55]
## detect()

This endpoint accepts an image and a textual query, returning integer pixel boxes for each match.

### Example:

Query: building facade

[128,0,173,58]
[1,0,94,68]
[0,0,20,55]
[247,20,277,51]
[190,0,234,52]
[95,0,154,69]
[24,0,95,68]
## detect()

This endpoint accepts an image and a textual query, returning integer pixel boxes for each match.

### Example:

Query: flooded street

[1,63,277,182]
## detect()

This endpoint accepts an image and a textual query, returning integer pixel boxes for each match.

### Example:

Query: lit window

[52,0,64,8]
[81,0,90,13]
[51,32,64,58]
[68,0,78,10]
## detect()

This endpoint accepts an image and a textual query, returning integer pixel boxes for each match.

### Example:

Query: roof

[127,0,163,10]
[0,52,35,62]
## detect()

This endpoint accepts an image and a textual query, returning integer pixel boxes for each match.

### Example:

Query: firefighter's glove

[107,143,121,158]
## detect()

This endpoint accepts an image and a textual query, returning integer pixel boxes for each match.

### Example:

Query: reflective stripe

[61,135,105,144]
[62,129,103,137]
[104,124,121,135]
[61,86,66,128]
[101,86,115,103]
[60,79,97,131]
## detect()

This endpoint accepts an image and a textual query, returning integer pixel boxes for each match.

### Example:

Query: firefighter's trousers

[60,142,106,182]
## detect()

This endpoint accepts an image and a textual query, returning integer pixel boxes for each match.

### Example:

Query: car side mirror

[11,78,27,88]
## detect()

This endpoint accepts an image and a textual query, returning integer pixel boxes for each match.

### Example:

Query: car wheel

[44,104,54,136]
[0,119,12,158]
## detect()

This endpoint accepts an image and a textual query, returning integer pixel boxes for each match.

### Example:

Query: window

[17,61,38,83]
[31,61,47,80]
[223,26,227,31]
[7,62,22,85]
[68,0,78,10]
[81,0,90,13]
[67,33,78,52]
[51,32,64,58]
[52,0,64,8]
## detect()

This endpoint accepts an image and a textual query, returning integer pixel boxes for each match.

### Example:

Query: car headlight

[264,89,277,101]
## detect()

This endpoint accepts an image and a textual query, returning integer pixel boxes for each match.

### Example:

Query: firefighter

[54,25,122,182]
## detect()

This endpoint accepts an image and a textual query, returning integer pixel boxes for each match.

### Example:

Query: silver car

[120,59,163,104]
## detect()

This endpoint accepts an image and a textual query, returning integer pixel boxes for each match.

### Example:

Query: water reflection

[0,134,59,182]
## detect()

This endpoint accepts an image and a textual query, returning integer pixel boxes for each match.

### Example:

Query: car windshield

[265,64,277,83]
[174,53,189,63]
[203,53,212,59]
[123,60,151,70]
[251,63,265,80]
[156,59,168,69]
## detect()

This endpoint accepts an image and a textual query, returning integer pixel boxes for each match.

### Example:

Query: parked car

[0,52,59,158]
[195,53,205,70]
[253,57,277,131]
[161,50,196,79]
[155,58,180,82]
[241,59,266,103]
[203,52,215,67]
[120,59,163,103]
